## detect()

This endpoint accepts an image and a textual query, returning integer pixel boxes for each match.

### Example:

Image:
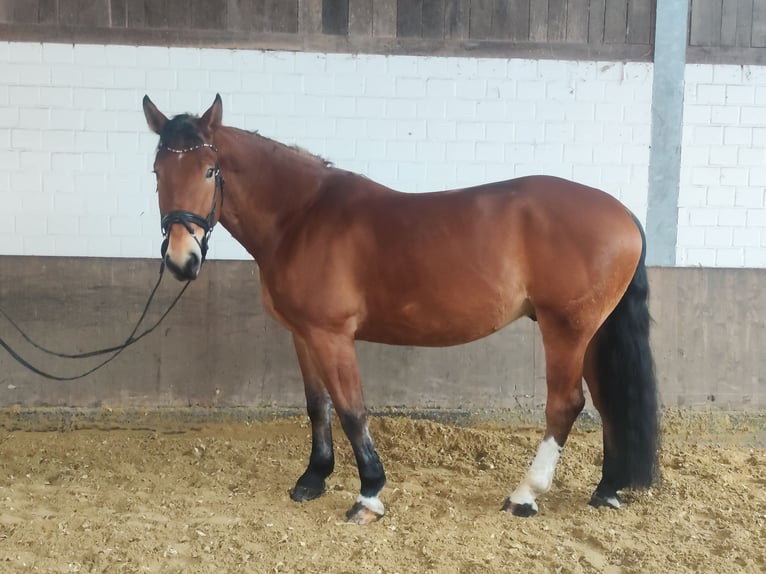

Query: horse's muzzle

[164,251,201,281]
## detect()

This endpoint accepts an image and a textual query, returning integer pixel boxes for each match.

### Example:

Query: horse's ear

[143,95,168,135]
[200,93,223,135]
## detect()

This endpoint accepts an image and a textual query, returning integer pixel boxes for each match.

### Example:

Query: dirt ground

[0,411,764,574]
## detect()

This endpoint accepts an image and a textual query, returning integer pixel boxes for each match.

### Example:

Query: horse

[142,94,659,525]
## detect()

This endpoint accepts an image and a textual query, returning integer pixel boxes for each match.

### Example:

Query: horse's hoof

[345,501,384,525]
[501,498,538,517]
[290,483,325,502]
[588,491,623,509]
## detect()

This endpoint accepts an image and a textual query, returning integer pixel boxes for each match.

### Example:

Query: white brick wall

[679,64,766,267]
[3,42,654,261]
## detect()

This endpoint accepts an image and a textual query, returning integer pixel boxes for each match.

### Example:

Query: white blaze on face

[508,436,562,510]
[165,225,204,278]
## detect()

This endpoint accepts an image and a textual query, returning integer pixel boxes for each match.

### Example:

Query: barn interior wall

[1,257,764,411]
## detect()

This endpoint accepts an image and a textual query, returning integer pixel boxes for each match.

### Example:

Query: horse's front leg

[302,329,386,524]
[290,335,335,502]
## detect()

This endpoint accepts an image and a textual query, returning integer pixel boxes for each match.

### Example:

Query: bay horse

[143,94,659,524]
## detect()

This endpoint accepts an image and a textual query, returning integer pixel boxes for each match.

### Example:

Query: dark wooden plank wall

[687,0,766,62]
[0,0,763,63]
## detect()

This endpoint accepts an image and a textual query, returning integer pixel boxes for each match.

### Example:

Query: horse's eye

[205,167,215,179]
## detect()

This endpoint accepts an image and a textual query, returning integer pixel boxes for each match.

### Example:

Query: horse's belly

[355,294,531,347]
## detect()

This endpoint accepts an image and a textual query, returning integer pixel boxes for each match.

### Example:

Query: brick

[416,99,447,120]
[693,125,723,145]
[475,142,504,162]
[415,141,445,161]
[744,248,766,266]
[534,100,566,121]
[716,248,745,267]
[749,167,766,186]
[73,44,107,66]
[23,235,55,255]
[486,79,515,99]
[445,141,475,161]
[505,143,535,164]
[733,228,760,246]
[717,209,747,226]
[738,147,766,166]
[48,213,79,235]
[475,100,504,120]
[685,247,716,266]
[11,42,42,62]
[736,188,765,208]
[720,168,748,187]
[706,186,734,206]
[679,184,708,207]
[106,45,137,67]
[456,163,487,185]
[358,98,387,117]
[396,77,426,98]
[544,123,574,143]
[725,85,755,105]
[136,47,170,68]
[336,118,366,138]
[385,140,417,161]
[746,209,766,226]
[517,80,547,101]
[19,108,49,129]
[507,59,538,80]
[710,105,739,125]
[210,70,241,92]
[426,78,456,98]
[395,119,426,139]
[676,225,705,246]
[684,104,711,124]
[740,106,765,126]
[455,78,486,99]
[476,58,508,78]
[326,96,358,118]
[713,65,743,84]
[445,100,475,120]
[11,128,41,149]
[563,145,593,164]
[514,122,544,143]
[43,43,75,64]
[696,84,726,105]
[387,55,419,76]
[335,75,365,96]
[724,126,752,145]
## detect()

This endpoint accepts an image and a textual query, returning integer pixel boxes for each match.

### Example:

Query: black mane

[158,114,206,150]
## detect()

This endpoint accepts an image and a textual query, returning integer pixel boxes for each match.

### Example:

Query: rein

[0,141,224,381]
[0,263,190,381]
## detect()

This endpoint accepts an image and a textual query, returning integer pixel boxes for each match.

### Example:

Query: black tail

[594,215,659,489]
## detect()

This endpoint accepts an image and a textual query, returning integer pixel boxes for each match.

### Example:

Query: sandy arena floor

[0,412,764,573]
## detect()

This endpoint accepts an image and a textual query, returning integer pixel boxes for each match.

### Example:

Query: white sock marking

[356,494,385,516]
[509,436,562,507]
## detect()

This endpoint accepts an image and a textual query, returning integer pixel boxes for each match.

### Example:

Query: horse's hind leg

[503,315,590,517]
[582,340,623,509]
[290,335,335,502]
[301,329,386,525]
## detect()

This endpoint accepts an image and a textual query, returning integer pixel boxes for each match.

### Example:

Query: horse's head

[143,94,225,281]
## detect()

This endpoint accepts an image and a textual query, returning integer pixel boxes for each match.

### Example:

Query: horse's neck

[215,127,326,264]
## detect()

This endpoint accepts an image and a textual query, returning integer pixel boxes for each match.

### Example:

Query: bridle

[158,141,225,263]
